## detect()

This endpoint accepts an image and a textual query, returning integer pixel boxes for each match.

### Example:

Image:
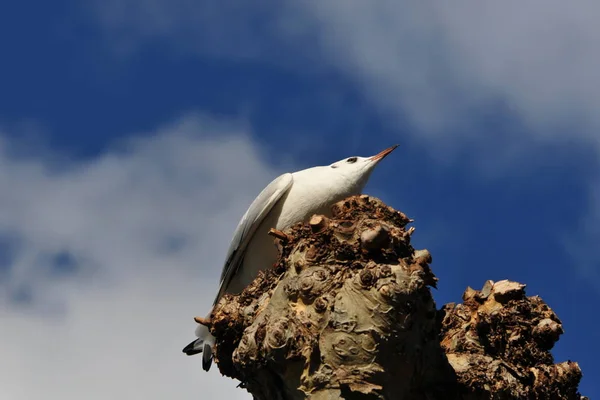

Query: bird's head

[327,144,398,192]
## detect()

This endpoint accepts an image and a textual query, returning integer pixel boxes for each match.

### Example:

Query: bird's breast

[226,178,361,294]
[275,179,354,229]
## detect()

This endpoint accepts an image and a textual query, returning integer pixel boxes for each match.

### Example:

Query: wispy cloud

[89,1,600,141]
[0,114,283,399]
[292,1,600,143]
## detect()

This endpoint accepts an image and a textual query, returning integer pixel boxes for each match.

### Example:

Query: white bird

[183,145,398,370]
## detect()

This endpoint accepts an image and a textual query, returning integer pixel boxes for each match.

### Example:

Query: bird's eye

[331,164,338,169]
[346,157,357,163]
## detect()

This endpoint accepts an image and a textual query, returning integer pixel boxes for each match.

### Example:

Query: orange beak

[369,144,399,162]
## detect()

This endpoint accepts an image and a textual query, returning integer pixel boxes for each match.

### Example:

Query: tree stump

[205,195,585,400]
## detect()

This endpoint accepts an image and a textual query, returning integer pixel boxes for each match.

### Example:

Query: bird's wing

[213,172,293,305]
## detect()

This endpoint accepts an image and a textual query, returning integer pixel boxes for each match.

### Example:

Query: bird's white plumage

[183,145,398,371]
[214,172,293,304]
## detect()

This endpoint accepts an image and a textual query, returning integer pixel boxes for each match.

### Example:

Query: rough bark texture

[205,195,585,399]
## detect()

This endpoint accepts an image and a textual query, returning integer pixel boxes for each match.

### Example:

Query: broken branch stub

[206,195,586,399]
[440,280,585,399]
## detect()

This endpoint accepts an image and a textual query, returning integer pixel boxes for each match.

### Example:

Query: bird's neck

[286,169,364,217]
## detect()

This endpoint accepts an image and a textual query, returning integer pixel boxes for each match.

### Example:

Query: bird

[182,145,398,371]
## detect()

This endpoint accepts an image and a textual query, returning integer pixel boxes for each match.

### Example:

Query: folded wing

[213,172,293,305]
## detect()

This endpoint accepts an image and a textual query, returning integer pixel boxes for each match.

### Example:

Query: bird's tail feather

[182,321,215,371]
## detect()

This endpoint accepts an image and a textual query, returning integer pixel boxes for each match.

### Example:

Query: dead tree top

[203,195,585,400]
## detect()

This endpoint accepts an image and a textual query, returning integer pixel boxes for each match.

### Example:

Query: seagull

[183,145,398,371]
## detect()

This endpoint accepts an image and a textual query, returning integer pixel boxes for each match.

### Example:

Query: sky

[0,1,598,398]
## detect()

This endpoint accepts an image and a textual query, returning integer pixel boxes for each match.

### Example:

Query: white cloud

[0,115,284,399]
[89,0,600,143]
[293,1,600,143]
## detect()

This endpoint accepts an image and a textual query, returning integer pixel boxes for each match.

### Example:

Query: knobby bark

[204,195,586,399]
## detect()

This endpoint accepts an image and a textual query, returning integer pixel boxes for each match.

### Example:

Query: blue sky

[1,1,598,398]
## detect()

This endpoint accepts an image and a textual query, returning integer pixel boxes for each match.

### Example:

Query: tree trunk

[206,195,586,399]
